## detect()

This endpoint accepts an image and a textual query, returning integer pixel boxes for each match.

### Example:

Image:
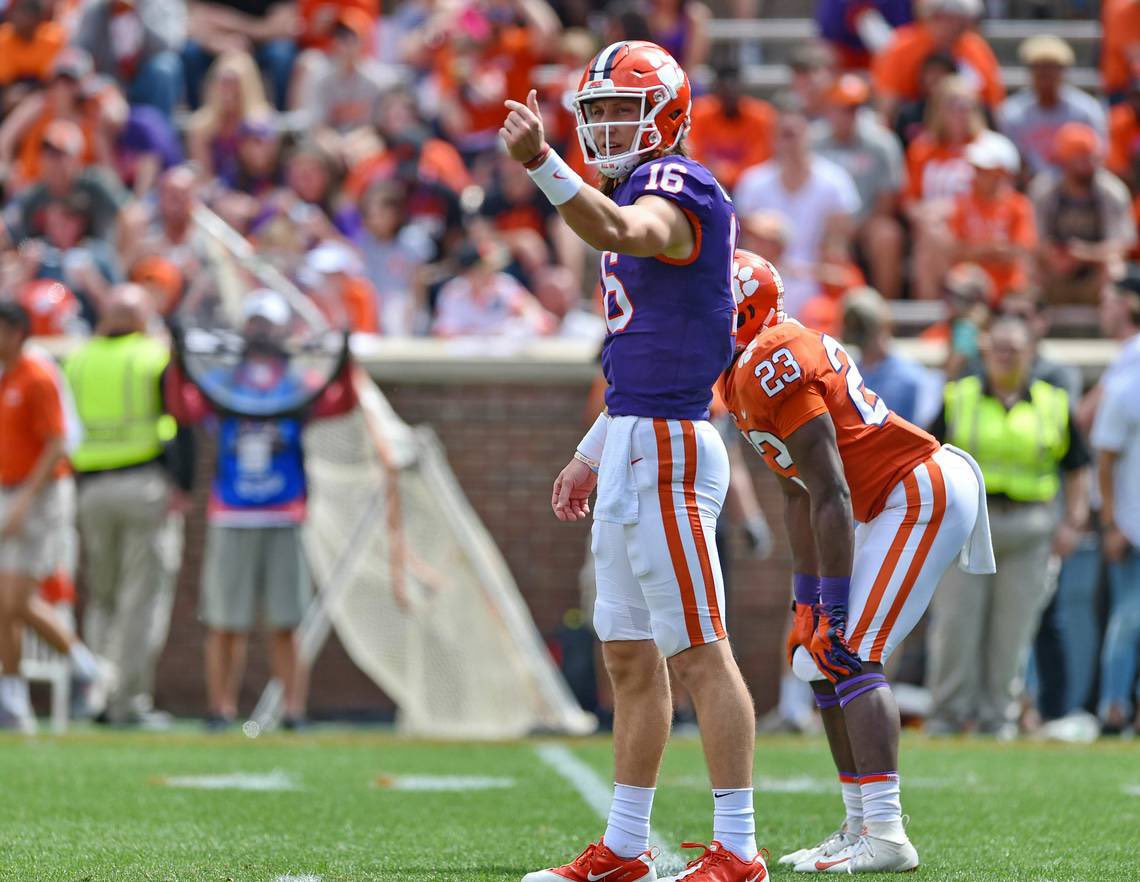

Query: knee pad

[593,600,652,644]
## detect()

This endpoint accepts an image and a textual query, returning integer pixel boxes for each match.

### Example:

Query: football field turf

[1,729,1136,882]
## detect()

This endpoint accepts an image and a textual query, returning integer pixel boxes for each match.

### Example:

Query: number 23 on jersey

[745,331,889,460]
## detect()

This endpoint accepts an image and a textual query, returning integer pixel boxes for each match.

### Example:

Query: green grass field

[1,729,1137,882]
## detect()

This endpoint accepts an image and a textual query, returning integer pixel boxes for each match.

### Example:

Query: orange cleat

[522,839,657,882]
[661,842,768,882]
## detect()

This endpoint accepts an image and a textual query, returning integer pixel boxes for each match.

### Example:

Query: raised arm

[499,90,694,259]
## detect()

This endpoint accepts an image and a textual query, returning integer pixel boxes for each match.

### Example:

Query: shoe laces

[849,831,876,864]
[678,842,733,875]
[570,842,599,871]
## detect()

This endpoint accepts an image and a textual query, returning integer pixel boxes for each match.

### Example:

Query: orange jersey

[872,22,1004,108]
[1102,0,1140,95]
[0,22,65,86]
[904,135,973,204]
[1108,103,1140,178]
[719,321,938,523]
[688,95,776,191]
[948,187,1037,298]
[0,352,68,486]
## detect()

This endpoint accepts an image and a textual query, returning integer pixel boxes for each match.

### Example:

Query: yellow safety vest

[64,334,175,472]
[944,375,1070,503]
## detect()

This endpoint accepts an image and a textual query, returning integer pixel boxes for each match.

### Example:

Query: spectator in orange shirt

[906,75,988,299]
[0,301,71,733]
[1108,78,1140,186]
[433,0,559,158]
[1102,0,1140,103]
[949,131,1037,304]
[476,151,583,287]
[1031,122,1137,305]
[1107,78,1140,252]
[0,0,65,110]
[344,88,472,200]
[688,60,775,191]
[300,241,379,334]
[0,50,102,192]
[297,0,377,52]
[872,0,1003,125]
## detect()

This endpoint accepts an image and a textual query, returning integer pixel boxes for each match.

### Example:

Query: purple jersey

[815,0,913,52]
[601,156,737,420]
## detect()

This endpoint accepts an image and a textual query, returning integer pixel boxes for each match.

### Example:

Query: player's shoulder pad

[745,320,819,360]
[625,156,729,214]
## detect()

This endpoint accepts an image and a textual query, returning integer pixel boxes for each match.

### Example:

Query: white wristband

[526,148,584,206]
[577,412,609,464]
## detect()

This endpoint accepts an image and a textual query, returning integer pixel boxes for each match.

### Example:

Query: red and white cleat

[660,842,768,882]
[522,839,657,882]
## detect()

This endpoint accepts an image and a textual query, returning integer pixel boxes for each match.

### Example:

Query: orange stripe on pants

[653,418,705,647]
[849,472,922,654]
[869,460,948,662]
[680,420,725,640]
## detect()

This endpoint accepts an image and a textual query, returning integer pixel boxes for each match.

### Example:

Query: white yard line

[274,875,322,882]
[534,743,685,873]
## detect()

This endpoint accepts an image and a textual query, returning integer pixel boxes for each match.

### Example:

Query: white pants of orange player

[591,416,730,658]
[795,445,985,680]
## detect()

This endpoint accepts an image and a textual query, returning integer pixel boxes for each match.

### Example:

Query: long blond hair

[924,75,985,145]
[187,50,271,138]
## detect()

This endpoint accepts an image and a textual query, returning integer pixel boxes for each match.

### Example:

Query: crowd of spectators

[0,0,1138,734]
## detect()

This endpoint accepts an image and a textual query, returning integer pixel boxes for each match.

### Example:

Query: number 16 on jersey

[602,251,633,333]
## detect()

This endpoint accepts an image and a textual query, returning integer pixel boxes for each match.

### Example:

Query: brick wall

[153,377,793,721]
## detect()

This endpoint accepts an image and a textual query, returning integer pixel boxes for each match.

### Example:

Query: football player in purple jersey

[501,40,768,882]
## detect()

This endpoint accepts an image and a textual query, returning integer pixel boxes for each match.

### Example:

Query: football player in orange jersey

[718,251,995,874]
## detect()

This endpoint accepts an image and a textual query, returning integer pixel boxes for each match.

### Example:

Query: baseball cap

[334,7,372,41]
[1053,122,1104,163]
[51,48,93,82]
[41,119,85,157]
[842,286,890,329]
[242,289,291,326]
[965,130,1020,173]
[943,263,995,304]
[305,241,362,276]
[1019,34,1075,67]
[827,74,870,108]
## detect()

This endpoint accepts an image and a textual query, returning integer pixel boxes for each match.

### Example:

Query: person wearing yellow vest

[64,285,193,728]
[925,314,1090,737]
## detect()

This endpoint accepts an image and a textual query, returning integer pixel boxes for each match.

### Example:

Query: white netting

[297,371,595,738]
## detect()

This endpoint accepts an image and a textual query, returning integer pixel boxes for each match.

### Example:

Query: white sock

[860,774,902,832]
[839,776,863,832]
[0,675,31,717]
[712,787,757,861]
[69,642,100,680]
[604,783,655,859]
